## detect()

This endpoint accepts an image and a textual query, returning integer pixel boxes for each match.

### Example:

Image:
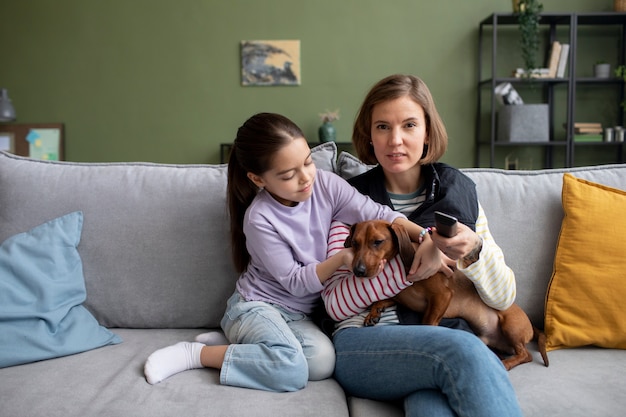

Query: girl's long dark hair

[227,113,305,272]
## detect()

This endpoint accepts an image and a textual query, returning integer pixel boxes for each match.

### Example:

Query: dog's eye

[373,239,384,247]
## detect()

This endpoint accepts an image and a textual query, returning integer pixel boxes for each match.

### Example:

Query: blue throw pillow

[0,211,121,368]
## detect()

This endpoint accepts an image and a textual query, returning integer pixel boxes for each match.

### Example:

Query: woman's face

[247,137,316,207]
[370,96,428,176]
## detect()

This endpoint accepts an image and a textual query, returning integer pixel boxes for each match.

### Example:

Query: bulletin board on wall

[0,123,64,161]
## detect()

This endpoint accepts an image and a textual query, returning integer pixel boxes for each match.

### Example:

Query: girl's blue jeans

[333,325,523,417]
[219,291,335,392]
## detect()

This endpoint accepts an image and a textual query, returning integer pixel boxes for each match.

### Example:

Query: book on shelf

[565,122,603,130]
[575,127,603,134]
[573,122,602,128]
[513,68,550,78]
[547,41,562,78]
[574,134,603,142]
[556,44,570,78]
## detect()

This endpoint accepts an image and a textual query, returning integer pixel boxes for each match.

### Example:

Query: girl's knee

[306,338,336,381]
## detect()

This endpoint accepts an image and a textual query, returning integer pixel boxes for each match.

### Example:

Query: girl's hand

[317,247,355,284]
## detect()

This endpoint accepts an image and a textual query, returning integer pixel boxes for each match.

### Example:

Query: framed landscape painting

[241,40,301,86]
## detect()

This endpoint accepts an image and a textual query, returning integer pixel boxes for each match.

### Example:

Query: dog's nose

[353,264,367,277]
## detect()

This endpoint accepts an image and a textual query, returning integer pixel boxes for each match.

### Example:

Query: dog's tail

[533,326,550,367]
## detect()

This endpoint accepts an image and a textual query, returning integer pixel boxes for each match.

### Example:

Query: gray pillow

[310,141,337,173]
[337,151,376,179]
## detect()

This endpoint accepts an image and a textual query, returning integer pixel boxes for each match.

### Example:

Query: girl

[144,112,443,392]
[322,75,523,416]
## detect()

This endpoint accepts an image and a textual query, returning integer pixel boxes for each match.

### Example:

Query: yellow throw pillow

[545,173,626,351]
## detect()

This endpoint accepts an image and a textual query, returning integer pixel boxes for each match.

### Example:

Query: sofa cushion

[0,152,238,329]
[311,141,337,173]
[0,328,350,417]
[544,174,626,351]
[336,151,375,179]
[0,211,121,368]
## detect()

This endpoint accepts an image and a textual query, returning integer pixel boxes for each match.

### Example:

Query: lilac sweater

[236,169,404,314]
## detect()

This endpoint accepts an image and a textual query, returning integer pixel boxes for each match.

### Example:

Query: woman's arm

[458,204,516,310]
[431,204,516,310]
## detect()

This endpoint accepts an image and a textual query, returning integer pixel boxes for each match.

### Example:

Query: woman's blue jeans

[220,291,335,392]
[333,325,523,417]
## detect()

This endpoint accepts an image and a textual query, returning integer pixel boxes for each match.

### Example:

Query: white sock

[195,331,229,345]
[144,342,204,385]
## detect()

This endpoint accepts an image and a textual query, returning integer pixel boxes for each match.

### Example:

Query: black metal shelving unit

[475,12,626,168]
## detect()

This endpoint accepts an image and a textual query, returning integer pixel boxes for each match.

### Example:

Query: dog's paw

[363,313,381,327]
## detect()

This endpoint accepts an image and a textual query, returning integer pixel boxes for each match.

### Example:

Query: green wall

[0,0,613,165]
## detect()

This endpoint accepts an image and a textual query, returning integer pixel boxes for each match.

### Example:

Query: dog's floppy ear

[344,224,357,248]
[389,223,415,272]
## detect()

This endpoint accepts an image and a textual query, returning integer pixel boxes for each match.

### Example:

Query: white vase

[594,63,611,79]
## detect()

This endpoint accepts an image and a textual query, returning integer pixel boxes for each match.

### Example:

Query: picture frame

[0,132,15,153]
[241,40,301,86]
[0,123,64,161]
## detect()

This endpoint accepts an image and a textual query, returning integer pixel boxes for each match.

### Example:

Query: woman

[322,74,522,416]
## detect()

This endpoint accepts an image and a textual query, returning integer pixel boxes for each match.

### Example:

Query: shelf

[475,12,625,168]
[478,78,623,86]
[478,141,567,147]
[480,13,573,26]
[480,12,626,26]
[478,78,570,86]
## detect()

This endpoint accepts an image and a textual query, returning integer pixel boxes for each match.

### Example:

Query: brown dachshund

[344,219,549,371]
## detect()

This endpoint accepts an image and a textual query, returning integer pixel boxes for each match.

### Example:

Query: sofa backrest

[0,152,237,329]
[2,148,625,330]
[463,165,626,326]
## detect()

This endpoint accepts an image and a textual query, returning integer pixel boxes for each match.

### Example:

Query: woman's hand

[431,222,483,267]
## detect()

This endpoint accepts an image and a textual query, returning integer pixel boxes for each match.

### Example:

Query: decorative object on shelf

[616,0,626,12]
[504,153,533,170]
[0,88,16,122]
[593,61,611,78]
[572,123,603,142]
[516,0,544,77]
[494,83,548,143]
[498,104,549,143]
[318,109,340,143]
[495,83,524,105]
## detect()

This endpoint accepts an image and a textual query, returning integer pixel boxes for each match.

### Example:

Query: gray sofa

[1,144,625,417]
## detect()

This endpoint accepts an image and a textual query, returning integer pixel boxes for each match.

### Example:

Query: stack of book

[572,123,603,142]
[547,41,570,78]
[513,41,570,79]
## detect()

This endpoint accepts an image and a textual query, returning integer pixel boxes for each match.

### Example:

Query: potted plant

[318,109,340,143]
[516,0,544,77]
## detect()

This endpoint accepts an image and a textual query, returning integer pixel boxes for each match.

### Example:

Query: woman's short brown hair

[352,74,448,165]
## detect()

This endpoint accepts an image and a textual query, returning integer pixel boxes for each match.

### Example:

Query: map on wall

[241,40,301,86]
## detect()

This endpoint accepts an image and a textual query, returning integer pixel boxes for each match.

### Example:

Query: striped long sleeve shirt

[322,203,516,327]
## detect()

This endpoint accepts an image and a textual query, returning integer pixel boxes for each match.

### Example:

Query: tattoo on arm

[462,237,483,267]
